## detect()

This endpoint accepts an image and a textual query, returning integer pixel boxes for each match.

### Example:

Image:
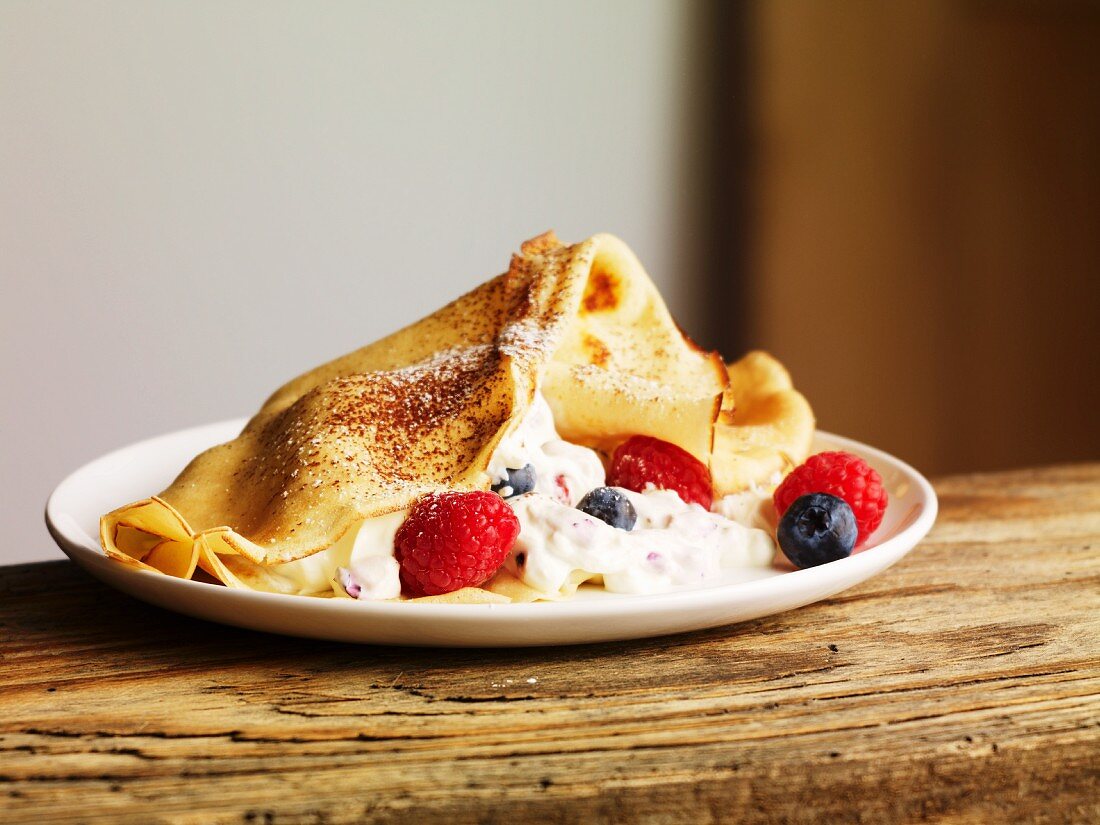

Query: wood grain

[3,465,1098,823]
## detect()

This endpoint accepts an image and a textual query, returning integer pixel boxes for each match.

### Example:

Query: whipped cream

[506,489,774,595]
[493,392,775,596]
[273,509,405,597]
[488,392,605,505]
[337,556,401,601]
[712,485,777,533]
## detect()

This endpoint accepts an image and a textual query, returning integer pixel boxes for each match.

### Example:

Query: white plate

[45,420,936,647]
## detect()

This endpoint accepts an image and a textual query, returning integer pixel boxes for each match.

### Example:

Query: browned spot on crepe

[582,267,620,312]
[582,334,611,367]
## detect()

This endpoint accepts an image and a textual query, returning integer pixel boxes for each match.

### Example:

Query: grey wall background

[1,1,703,564]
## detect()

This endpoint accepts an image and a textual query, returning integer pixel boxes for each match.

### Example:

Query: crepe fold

[101,232,729,590]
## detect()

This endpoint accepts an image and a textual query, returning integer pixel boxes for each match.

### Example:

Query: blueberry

[777,493,857,569]
[577,487,637,531]
[492,464,536,498]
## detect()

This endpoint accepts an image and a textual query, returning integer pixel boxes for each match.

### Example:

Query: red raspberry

[608,435,713,509]
[394,491,520,597]
[773,451,888,546]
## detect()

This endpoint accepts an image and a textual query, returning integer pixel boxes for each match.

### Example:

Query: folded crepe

[712,351,815,497]
[102,232,744,598]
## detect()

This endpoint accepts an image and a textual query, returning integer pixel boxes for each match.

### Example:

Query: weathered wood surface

[2,465,1098,823]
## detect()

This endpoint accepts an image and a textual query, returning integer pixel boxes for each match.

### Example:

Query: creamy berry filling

[276,391,776,600]
[273,509,406,598]
[491,393,775,596]
[487,393,604,506]
[505,488,774,595]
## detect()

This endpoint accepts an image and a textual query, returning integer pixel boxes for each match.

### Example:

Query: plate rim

[44,418,938,623]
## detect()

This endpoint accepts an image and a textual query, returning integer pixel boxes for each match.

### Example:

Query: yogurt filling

[487,392,604,505]
[275,509,406,598]
[505,488,774,595]
[489,393,775,595]
[275,391,776,599]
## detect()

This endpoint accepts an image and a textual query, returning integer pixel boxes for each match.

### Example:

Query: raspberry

[607,435,713,509]
[394,491,520,597]
[773,451,888,546]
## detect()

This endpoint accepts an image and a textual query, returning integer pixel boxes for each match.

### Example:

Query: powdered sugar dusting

[183,233,586,559]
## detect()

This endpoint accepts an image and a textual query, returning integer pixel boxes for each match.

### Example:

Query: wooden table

[3,465,1098,823]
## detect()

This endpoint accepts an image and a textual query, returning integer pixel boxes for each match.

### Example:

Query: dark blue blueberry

[777,493,857,569]
[577,487,637,531]
[491,464,536,498]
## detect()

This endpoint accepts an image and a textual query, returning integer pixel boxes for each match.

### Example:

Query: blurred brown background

[698,0,1100,475]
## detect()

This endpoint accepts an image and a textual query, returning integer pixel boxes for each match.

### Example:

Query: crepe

[711,351,815,496]
[101,232,729,595]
